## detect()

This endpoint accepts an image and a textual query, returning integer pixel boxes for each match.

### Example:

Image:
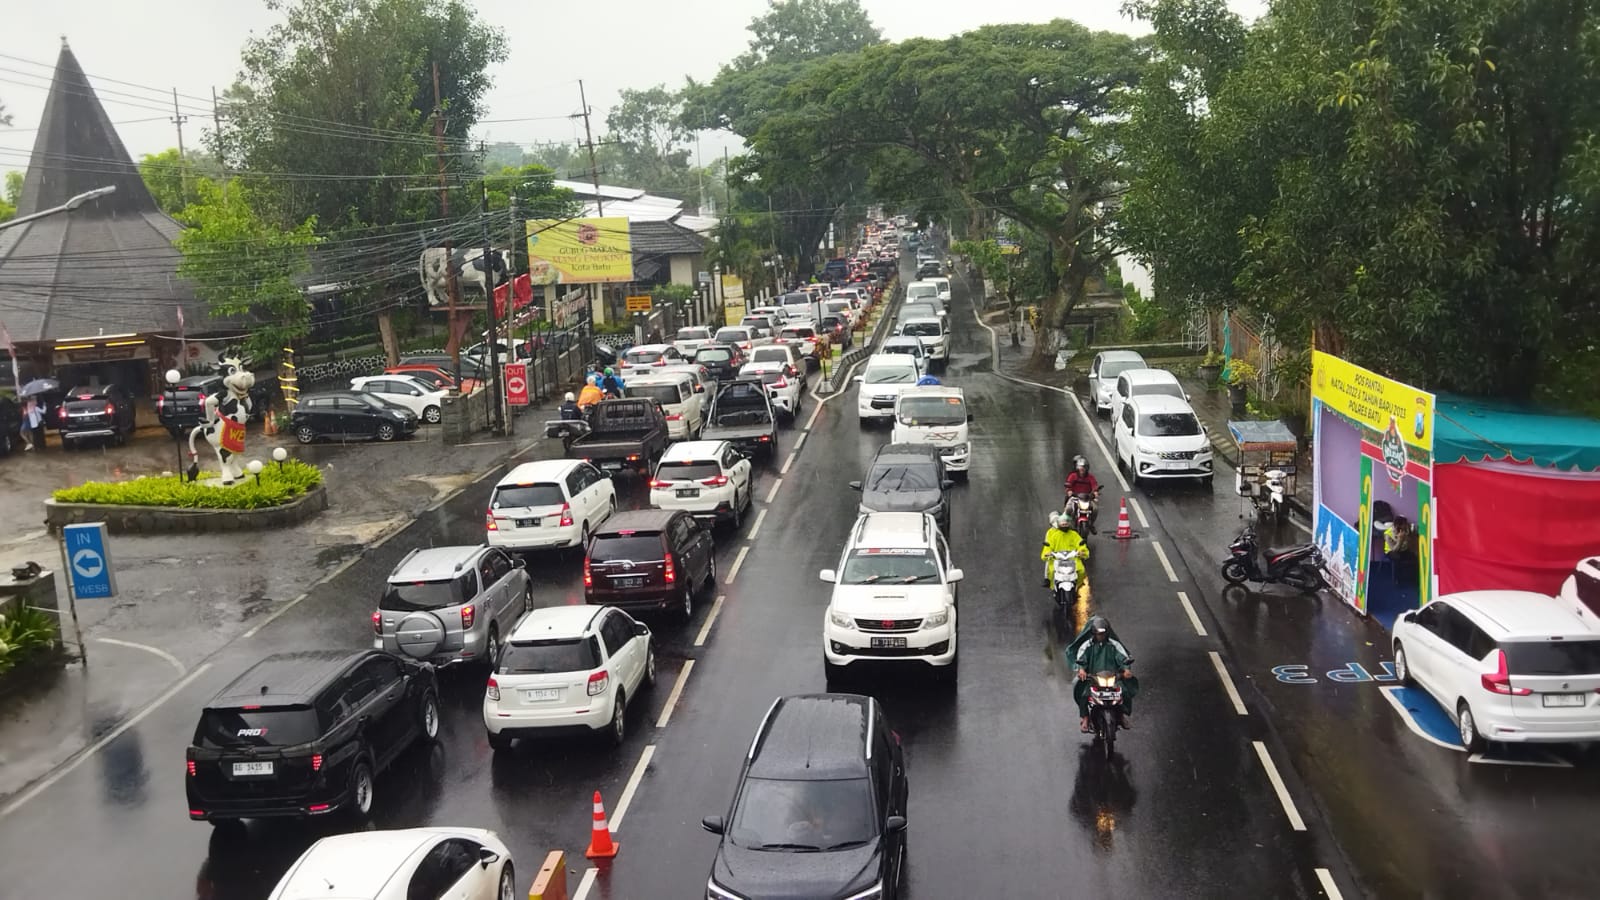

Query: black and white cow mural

[419,247,510,308]
[186,356,255,485]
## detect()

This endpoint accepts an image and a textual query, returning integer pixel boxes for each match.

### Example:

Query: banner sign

[505,363,529,406]
[1312,351,1434,454]
[625,295,653,313]
[526,218,633,285]
[722,275,747,326]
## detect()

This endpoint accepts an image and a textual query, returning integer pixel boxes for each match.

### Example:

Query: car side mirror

[701,815,726,835]
[478,848,500,869]
[966,413,974,422]
[696,384,705,393]
[852,375,864,383]
[886,815,907,834]
[848,481,862,491]
[942,480,955,490]
[819,569,838,583]
[513,556,526,568]
[947,568,964,583]
[634,622,650,637]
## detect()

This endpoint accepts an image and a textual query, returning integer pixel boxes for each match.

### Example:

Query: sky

[0,0,1266,178]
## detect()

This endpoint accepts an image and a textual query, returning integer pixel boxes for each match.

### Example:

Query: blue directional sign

[63,522,116,599]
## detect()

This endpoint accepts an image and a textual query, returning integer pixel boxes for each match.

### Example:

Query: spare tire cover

[396,611,446,659]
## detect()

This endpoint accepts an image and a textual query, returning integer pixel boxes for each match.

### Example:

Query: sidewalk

[1175,374,1316,516]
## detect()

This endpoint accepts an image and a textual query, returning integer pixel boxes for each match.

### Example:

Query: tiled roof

[628,220,705,257]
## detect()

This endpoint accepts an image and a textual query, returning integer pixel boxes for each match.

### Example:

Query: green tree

[176,180,320,362]
[0,170,20,222]
[138,148,226,216]
[734,0,882,68]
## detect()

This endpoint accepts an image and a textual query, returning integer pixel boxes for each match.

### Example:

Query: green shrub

[0,605,57,675]
[52,460,323,510]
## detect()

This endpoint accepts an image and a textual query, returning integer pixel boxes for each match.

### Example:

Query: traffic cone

[1113,497,1134,540]
[585,790,619,859]
[262,406,278,436]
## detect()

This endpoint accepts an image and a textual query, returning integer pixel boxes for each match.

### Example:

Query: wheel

[571,522,591,561]
[643,645,657,687]
[730,492,743,530]
[497,862,517,900]
[1284,564,1323,593]
[1393,644,1416,687]
[858,416,871,429]
[1103,712,1118,760]
[824,660,845,689]
[677,577,695,622]
[418,689,440,742]
[1457,701,1486,753]
[423,405,442,424]
[487,730,512,752]
[1221,560,1250,584]
[347,761,375,820]
[376,423,397,442]
[704,553,717,591]
[607,689,627,747]
[294,424,316,444]
[941,653,959,687]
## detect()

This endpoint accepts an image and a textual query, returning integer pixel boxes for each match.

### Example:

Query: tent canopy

[1434,394,1600,472]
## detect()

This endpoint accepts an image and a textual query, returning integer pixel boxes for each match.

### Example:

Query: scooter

[543,416,591,452]
[1086,669,1130,760]
[1050,550,1083,609]
[1220,526,1324,593]
[1064,494,1096,540]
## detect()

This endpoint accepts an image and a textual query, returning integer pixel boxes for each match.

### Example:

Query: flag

[0,322,18,391]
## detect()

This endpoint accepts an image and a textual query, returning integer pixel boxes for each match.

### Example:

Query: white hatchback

[349,374,446,425]
[486,459,617,552]
[484,605,654,750]
[1112,394,1215,485]
[1393,591,1600,751]
[269,827,516,900]
[1089,350,1149,414]
[648,440,754,528]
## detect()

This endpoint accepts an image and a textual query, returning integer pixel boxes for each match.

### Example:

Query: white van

[625,372,703,440]
[854,354,923,424]
[1111,368,1188,423]
[892,385,972,476]
[931,277,951,302]
[906,280,940,306]
[1112,394,1215,485]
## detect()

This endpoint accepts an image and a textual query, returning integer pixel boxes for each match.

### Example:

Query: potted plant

[1224,360,1258,413]
[1197,350,1224,385]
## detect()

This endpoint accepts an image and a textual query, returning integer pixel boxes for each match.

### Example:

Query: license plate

[1543,693,1587,708]
[602,462,623,471]
[614,577,645,589]
[516,518,539,527]
[232,762,273,776]
[525,688,562,702]
[1161,460,1190,470]
[870,637,908,649]
[676,488,700,498]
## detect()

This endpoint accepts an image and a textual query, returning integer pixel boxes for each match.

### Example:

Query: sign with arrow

[63,522,116,599]
[505,362,529,406]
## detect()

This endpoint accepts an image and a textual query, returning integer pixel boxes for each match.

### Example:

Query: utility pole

[482,183,504,435]
[723,146,732,215]
[211,86,229,203]
[171,88,190,205]
[433,61,466,386]
[576,80,605,217]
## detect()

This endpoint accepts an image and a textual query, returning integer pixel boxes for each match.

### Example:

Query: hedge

[51,460,324,510]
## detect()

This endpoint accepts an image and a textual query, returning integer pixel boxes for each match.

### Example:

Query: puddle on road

[313,543,364,567]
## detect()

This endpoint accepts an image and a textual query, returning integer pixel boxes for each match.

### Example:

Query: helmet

[1049,512,1062,529]
[587,374,598,385]
[1088,615,1110,635]
[1074,455,1088,471]
[605,367,615,376]
[564,391,576,402]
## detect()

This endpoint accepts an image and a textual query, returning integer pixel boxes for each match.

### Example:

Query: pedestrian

[22,397,44,451]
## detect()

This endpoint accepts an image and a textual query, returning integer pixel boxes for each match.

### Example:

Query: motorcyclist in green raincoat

[1068,615,1137,733]
[1041,512,1090,589]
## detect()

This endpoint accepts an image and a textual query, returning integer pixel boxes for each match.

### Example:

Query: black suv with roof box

[703,693,908,900]
[585,509,715,622]
[185,649,439,825]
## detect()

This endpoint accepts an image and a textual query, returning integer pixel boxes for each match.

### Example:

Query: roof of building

[629,219,705,257]
[0,42,214,343]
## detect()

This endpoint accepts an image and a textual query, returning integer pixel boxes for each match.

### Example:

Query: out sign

[505,362,529,406]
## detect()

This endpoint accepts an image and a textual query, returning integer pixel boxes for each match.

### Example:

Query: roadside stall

[1229,419,1299,523]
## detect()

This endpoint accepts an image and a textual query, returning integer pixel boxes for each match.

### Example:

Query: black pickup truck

[701,378,778,459]
[567,398,669,473]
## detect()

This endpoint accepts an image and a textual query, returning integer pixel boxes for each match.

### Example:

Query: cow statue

[419,247,510,308]
[186,356,255,485]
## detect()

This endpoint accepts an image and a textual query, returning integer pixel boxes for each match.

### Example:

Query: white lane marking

[792,432,807,453]
[0,662,212,818]
[727,546,750,584]
[694,595,726,647]
[609,743,655,832]
[1376,687,1461,750]
[781,452,796,475]
[573,867,598,900]
[1151,540,1179,583]
[747,508,768,540]
[1253,741,1308,831]
[765,478,783,503]
[1176,591,1207,637]
[806,400,826,429]
[1127,497,1150,529]
[1315,868,1344,900]
[655,659,695,728]
[1209,651,1247,715]
[94,637,185,674]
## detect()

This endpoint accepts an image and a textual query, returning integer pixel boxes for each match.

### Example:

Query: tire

[730,492,743,530]
[606,689,627,747]
[1221,559,1250,584]
[941,653,959,688]
[1393,644,1416,687]
[488,730,513,752]
[858,416,871,429]
[703,553,717,592]
[423,405,442,424]
[677,578,695,623]
[497,863,517,900]
[1457,701,1486,753]
[1284,564,1323,594]
[295,425,316,445]
[824,660,845,689]
[1103,711,1119,760]
[483,626,501,672]
[347,761,375,821]
[418,689,440,742]
[376,423,397,442]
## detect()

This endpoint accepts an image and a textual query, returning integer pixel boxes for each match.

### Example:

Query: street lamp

[0,185,117,232]
[272,446,288,472]
[164,368,184,477]
[246,459,264,486]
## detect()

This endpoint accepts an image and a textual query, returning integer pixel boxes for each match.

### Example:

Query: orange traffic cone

[585,790,619,859]
[1113,497,1134,540]
[262,407,278,436]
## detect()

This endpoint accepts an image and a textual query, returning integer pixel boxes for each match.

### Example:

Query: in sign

[505,362,529,406]
[63,522,117,599]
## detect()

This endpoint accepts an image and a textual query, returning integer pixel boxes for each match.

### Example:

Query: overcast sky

[1,0,1264,176]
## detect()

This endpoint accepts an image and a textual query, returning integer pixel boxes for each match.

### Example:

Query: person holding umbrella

[21,397,44,451]
[19,378,59,451]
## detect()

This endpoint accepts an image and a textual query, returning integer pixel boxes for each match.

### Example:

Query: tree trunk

[377,311,399,367]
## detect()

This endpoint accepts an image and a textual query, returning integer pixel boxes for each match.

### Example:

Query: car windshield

[1138,412,1202,437]
[1502,640,1600,676]
[867,462,939,491]
[697,349,733,365]
[841,548,942,584]
[714,330,750,343]
[901,322,941,337]
[196,706,323,749]
[882,343,922,357]
[630,384,683,405]
[750,348,790,364]
[755,371,787,385]
[1100,359,1144,381]
[401,371,449,389]
[903,305,938,319]
[492,484,564,509]
[1132,383,1184,401]
[898,396,965,426]
[657,461,722,482]
[908,286,937,300]
[498,638,600,674]
[625,350,666,364]
[865,366,917,384]
[589,534,665,563]
[381,579,463,611]
[780,329,815,340]
[729,777,876,850]
[353,393,390,410]
[676,329,710,340]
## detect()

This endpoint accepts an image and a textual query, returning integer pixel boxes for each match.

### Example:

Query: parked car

[291,391,419,444]
[1088,350,1149,415]
[625,372,705,441]
[672,326,716,356]
[739,362,803,421]
[1112,393,1215,486]
[648,440,755,529]
[620,343,687,371]
[375,544,532,670]
[851,443,953,532]
[693,344,747,382]
[1392,591,1600,752]
[821,512,962,683]
[350,374,446,425]
[487,459,617,553]
[855,354,924,426]
[567,398,670,474]
[584,509,716,621]
[54,383,137,448]
[157,374,270,437]
[701,377,779,459]
[702,694,908,900]
[269,828,516,900]
[1111,367,1188,424]
[185,649,439,824]
[483,605,654,750]
[398,354,489,382]
[892,385,972,477]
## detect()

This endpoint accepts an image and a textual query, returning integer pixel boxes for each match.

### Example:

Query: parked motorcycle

[1086,669,1130,759]
[1050,550,1083,609]
[1064,494,1095,541]
[1220,526,1324,593]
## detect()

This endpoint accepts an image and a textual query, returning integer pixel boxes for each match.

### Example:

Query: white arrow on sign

[71,547,105,579]
[508,374,526,394]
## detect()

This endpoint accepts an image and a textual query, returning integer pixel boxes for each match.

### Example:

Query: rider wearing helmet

[1040,512,1090,589]
[600,367,626,398]
[1072,615,1136,732]
[1063,455,1101,532]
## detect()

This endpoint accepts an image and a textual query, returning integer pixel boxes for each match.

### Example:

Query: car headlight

[706,879,746,900]
[829,608,855,629]
[922,608,949,628]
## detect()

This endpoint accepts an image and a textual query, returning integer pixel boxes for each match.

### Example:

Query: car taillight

[665,413,682,421]
[57,407,67,421]
[583,557,592,588]
[461,605,475,629]
[311,754,323,772]
[157,395,165,411]
[486,677,500,701]
[587,670,609,696]
[559,503,574,528]
[772,378,788,389]
[104,403,115,415]
[186,759,196,777]
[196,393,206,406]
[486,509,498,531]
[649,479,672,489]
[653,359,666,366]
[663,553,676,584]
[371,611,381,634]
[701,475,728,487]
[1481,650,1531,695]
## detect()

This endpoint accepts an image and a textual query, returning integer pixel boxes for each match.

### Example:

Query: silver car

[375,545,531,671]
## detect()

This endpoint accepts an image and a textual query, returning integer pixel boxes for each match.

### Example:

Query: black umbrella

[18,378,60,399]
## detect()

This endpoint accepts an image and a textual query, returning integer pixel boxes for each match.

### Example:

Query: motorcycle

[1086,668,1130,759]
[1220,526,1324,593]
[1050,550,1083,609]
[1064,494,1095,540]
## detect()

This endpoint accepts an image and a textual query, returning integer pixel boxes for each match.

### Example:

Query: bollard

[528,850,568,900]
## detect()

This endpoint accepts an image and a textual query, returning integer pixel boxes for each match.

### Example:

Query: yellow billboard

[722,275,746,326]
[1311,350,1434,452]
[525,218,633,285]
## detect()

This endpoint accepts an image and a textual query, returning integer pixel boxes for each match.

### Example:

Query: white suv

[892,385,972,476]
[820,512,963,685]
[1112,394,1215,486]
[896,316,947,365]
[1392,591,1600,751]
[855,354,923,424]
[486,459,617,552]
[483,605,654,750]
[648,440,754,528]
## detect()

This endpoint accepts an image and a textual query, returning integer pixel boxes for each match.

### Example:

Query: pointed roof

[0,40,211,343]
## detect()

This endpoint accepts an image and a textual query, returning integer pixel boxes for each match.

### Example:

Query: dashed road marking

[792,432,807,453]
[806,398,826,428]
[1151,540,1179,583]
[610,744,654,832]
[1127,497,1150,529]
[747,508,768,539]
[765,478,783,503]
[94,637,185,674]
[694,595,726,647]
[1315,868,1343,900]
[1176,591,1207,637]
[1253,741,1307,831]
[727,546,750,583]
[1209,651,1247,715]
[573,867,598,900]
[656,659,695,729]
[781,453,796,475]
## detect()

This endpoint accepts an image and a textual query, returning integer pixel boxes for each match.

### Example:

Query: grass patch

[52,460,324,510]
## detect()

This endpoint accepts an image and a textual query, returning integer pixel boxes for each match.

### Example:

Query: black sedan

[290,390,419,443]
